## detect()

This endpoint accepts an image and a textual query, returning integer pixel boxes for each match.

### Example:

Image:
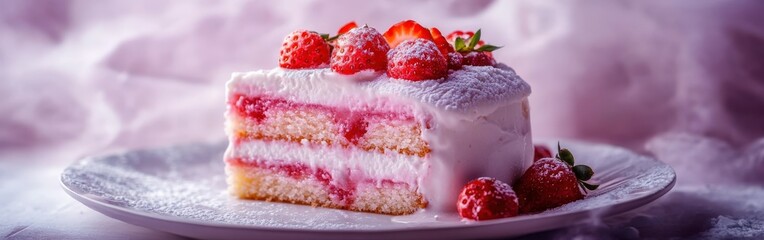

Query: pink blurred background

[2,0,764,239]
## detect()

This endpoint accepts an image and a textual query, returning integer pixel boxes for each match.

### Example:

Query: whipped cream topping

[369,64,530,112]
[227,64,530,114]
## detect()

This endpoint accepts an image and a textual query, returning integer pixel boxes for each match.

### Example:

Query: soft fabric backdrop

[2,0,763,239]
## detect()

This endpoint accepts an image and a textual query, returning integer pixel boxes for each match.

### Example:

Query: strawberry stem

[452,28,502,53]
[557,142,600,193]
[556,142,575,166]
[454,37,466,52]
[579,182,588,194]
[476,45,501,52]
[468,29,481,49]
[580,181,600,191]
[573,165,594,181]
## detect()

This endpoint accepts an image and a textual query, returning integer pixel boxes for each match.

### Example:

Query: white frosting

[226,65,530,113]
[225,65,533,212]
[421,101,532,210]
[369,64,531,112]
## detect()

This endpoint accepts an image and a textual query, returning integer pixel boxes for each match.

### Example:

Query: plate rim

[60,140,676,236]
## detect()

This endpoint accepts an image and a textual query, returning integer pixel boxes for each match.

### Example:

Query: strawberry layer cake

[224,20,533,215]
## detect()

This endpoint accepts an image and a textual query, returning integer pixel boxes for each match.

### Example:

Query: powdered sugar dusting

[232,63,529,113]
[330,25,389,74]
[337,26,388,52]
[61,140,674,233]
[535,158,568,180]
[62,142,392,230]
[702,216,764,239]
[370,64,531,112]
[490,178,519,205]
[387,39,444,64]
[386,38,448,80]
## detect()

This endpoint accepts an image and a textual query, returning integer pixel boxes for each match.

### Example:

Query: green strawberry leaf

[454,37,467,52]
[558,148,575,166]
[579,182,589,194]
[581,181,600,191]
[573,165,594,181]
[468,29,481,49]
[476,44,502,52]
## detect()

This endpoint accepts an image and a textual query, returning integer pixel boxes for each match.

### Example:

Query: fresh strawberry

[445,30,468,41]
[324,21,358,51]
[447,29,501,66]
[429,27,452,57]
[279,30,331,69]
[387,39,447,81]
[514,158,582,214]
[447,52,463,70]
[446,30,484,48]
[433,28,464,70]
[462,52,495,66]
[383,20,434,49]
[514,143,599,214]
[457,177,519,221]
[330,25,390,74]
[447,30,489,58]
[337,21,358,35]
[533,144,553,162]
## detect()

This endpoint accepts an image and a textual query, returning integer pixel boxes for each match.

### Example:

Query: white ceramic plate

[61,140,675,240]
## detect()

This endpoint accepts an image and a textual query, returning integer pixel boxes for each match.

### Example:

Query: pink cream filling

[227,157,414,206]
[228,93,419,143]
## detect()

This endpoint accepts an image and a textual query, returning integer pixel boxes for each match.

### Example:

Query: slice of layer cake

[224,20,532,215]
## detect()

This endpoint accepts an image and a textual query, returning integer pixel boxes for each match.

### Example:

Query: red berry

[533,144,553,162]
[331,26,390,74]
[279,30,331,69]
[383,20,434,49]
[429,27,452,57]
[514,158,584,213]
[446,30,485,47]
[446,29,500,66]
[447,52,463,70]
[342,115,368,144]
[337,21,358,35]
[457,177,519,221]
[387,39,448,81]
[462,51,495,66]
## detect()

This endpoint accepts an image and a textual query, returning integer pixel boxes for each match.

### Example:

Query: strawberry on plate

[330,25,390,75]
[457,177,519,221]
[383,20,434,49]
[514,143,599,214]
[387,39,448,81]
[279,30,331,69]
